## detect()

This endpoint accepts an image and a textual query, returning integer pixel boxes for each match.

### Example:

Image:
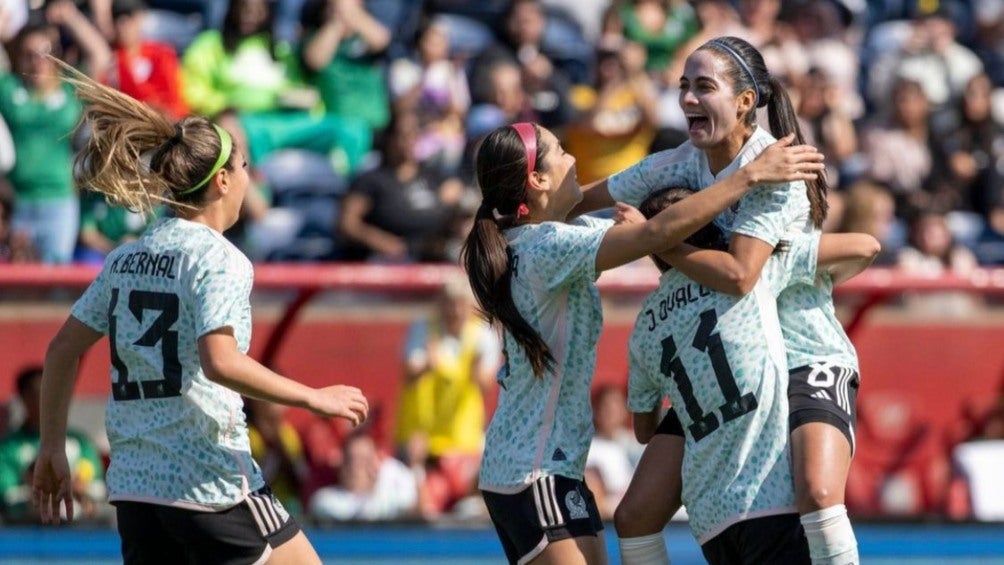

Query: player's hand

[746,133,825,185]
[32,447,74,525]
[308,385,369,427]
[613,202,645,225]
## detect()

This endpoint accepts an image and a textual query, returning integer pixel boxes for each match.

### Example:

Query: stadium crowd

[2,0,1004,527]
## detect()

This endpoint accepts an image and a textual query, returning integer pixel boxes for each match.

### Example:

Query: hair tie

[708,39,760,107]
[176,124,233,196]
[169,123,184,146]
[492,208,505,221]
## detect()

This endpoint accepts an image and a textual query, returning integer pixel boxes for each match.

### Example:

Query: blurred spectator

[246,397,310,517]
[541,0,608,43]
[933,72,1004,219]
[972,0,1004,86]
[584,384,642,520]
[0,0,28,47]
[0,9,109,264]
[465,59,537,144]
[795,66,859,189]
[860,77,937,214]
[394,274,500,458]
[837,180,901,265]
[897,209,980,316]
[736,0,806,84]
[102,0,188,121]
[300,0,391,135]
[309,431,420,521]
[0,183,37,262]
[947,383,1004,521]
[973,206,1004,265]
[868,6,983,111]
[565,42,658,185]
[618,0,699,84]
[0,367,108,524]
[787,0,864,120]
[213,109,320,262]
[471,0,576,130]
[74,190,155,264]
[337,110,464,262]
[181,0,309,117]
[388,16,469,176]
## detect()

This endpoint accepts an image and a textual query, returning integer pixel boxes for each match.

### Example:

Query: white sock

[800,504,859,565]
[618,532,670,565]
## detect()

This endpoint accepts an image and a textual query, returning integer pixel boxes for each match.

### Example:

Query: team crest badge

[565,489,589,520]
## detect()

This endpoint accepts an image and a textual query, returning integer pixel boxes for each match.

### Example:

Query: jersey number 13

[109,288,182,401]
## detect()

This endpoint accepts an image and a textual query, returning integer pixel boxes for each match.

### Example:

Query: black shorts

[701,512,810,565]
[113,485,300,565]
[482,475,604,564]
[655,407,685,436]
[789,363,859,452]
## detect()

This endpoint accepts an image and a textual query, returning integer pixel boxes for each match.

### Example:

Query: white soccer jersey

[609,126,858,372]
[478,215,613,492]
[627,233,819,544]
[71,217,264,511]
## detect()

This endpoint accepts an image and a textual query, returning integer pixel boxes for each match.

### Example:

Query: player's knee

[799,482,841,512]
[613,500,636,536]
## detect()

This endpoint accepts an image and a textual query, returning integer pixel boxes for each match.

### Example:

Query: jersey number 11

[660,309,758,442]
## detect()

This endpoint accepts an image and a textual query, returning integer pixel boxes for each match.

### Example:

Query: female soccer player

[31,64,368,565]
[462,121,824,565]
[624,187,878,564]
[573,36,861,565]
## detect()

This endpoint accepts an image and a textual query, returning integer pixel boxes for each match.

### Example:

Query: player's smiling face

[537,127,581,214]
[678,49,750,150]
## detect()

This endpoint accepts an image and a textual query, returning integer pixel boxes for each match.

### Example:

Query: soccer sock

[618,533,671,565]
[800,504,859,565]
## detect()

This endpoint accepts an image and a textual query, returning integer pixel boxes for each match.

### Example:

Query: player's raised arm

[817,233,882,285]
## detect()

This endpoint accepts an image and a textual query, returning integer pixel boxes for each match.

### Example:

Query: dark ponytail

[460,125,554,378]
[765,75,828,229]
[701,36,829,229]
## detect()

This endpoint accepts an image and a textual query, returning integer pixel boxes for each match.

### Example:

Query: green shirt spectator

[301,0,391,132]
[76,191,156,263]
[0,367,107,523]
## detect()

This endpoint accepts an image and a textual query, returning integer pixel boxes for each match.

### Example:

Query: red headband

[511,122,537,185]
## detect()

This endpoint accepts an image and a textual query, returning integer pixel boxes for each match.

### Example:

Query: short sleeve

[531,219,611,290]
[70,268,112,334]
[608,145,699,206]
[785,232,820,287]
[762,232,819,296]
[730,182,799,246]
[608,153,663,207]
[627,338,661,414]
[191,252,251,339]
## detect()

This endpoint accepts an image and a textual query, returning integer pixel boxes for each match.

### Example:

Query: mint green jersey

[479,216,613,492]
[627,233,819,543]
[71,218,265,511]
[608,126,858,372]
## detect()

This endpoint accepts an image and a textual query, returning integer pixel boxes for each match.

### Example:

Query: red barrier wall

[3,265,1004,517]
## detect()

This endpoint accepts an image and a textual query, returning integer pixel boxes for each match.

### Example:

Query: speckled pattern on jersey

[627,233,818,544]
[608,126,858,373]
[71,217,264,510]
[478,216,613,492]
